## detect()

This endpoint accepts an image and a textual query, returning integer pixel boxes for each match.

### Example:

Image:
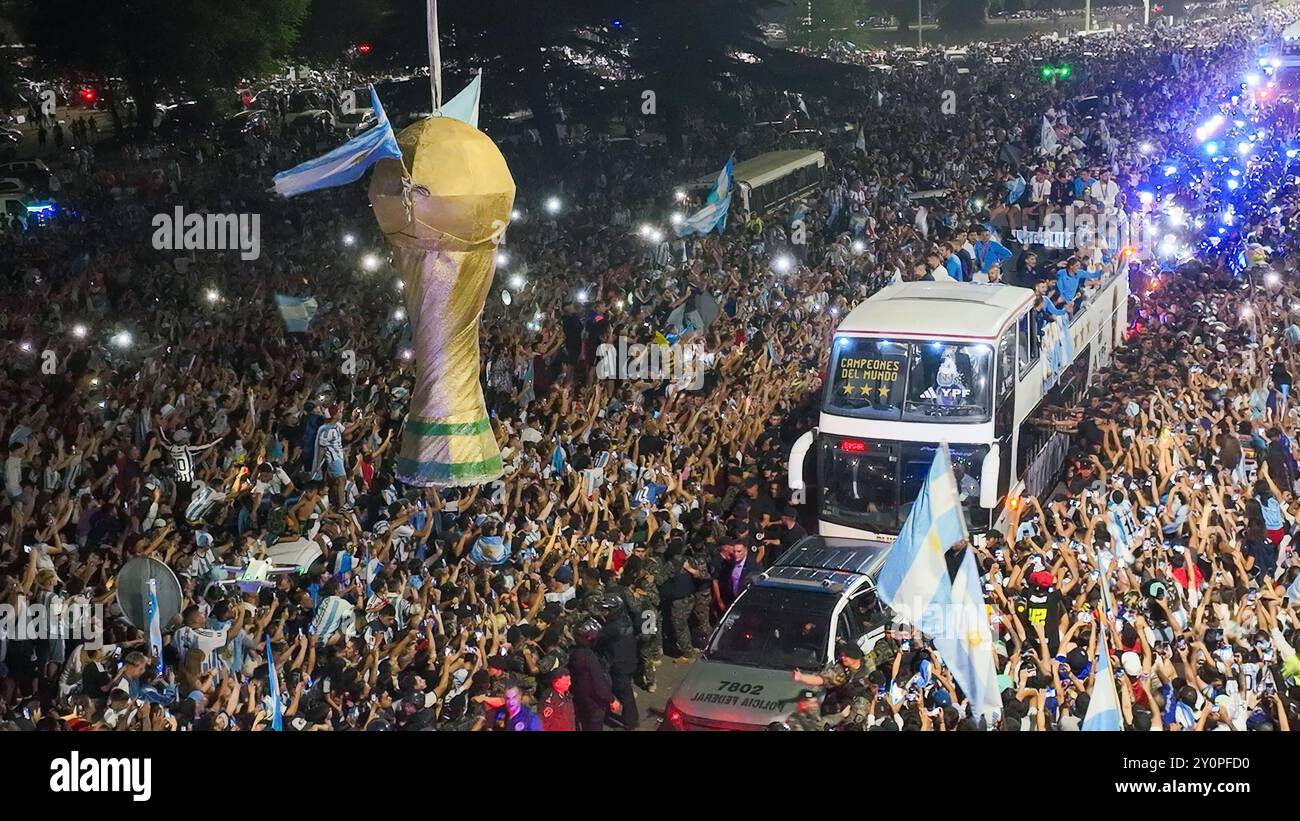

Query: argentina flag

[437,72,481,129]
[266,636,284,731]
[273,86,403,197]
[146,578,164,677]
[876,444,968,634]
[1082,633,1122,730]
[930,547,1003,720]
[676,157,733,237]
[275,294,319,333]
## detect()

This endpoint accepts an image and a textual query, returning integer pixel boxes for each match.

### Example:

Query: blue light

[1238,142,1252,155]
[1227,179,1239,190]
[611,18,623,29]
[1206,142,1219,155]
[1230,168,1241,176]
[1289,149,1299,158]
[1165,165,1178,176]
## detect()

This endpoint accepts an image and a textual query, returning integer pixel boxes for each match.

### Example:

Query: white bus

[788,274,1129,542]
[687,149,825,216]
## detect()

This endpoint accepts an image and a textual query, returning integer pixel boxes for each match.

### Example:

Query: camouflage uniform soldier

[793,643,873,717]
[784,690,826,731]
[863,634,900,675]
[687,541,722,646]
[621,556,662,691]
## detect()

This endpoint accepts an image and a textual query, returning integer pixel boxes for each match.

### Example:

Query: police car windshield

[706,587,836,669]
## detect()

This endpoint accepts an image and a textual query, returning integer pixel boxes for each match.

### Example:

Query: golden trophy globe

[369,116,515,487]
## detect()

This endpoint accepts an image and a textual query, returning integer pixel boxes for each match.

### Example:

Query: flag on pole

[272,87,402,197]
[876,444,967,628]
[1040,115,1059,156]
[437,72,481,129]
[266,636,284,731]
[855,125,867,153]
[275,295,319,333]
[930,548,1004,719]
[676,157,733,237]
[1082,632,1123,730]
[146,577,164,678]
[876,444,1002,720]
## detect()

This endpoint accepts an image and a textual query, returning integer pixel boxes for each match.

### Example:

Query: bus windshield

[903,341,994,421]
[819,436,989,534]
[825,337,992,423]
[707,587,837,669]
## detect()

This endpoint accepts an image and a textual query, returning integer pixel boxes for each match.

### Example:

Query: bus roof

[691,149,825,191]
[836,282,1035,341]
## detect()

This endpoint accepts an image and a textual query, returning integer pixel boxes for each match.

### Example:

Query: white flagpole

[427,0,443,110]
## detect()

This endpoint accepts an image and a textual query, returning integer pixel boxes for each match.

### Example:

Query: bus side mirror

[788,429,817,491]
[979,448,1000,509]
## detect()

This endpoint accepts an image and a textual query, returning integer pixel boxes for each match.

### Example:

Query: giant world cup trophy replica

[369,116,515,487]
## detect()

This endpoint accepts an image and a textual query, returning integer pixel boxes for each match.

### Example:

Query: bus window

[819,437,898,533]
[898,442,989,528]
[824,338,907,420]
[997,325,1016,399]
[1017,312,1040,377]
[820,436,988,534]
[903,341,993,422]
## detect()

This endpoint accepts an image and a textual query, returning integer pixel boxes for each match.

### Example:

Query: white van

[660,535,894,731]
[0,192,34,229]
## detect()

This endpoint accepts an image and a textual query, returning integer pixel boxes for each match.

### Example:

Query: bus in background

[788,274,1129,543]
[685,149,825,216]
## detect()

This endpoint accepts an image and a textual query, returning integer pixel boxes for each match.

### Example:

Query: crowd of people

[0,3,1299,733]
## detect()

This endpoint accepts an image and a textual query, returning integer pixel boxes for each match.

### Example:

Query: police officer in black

[568,618,618,731]
[592,595,640,730]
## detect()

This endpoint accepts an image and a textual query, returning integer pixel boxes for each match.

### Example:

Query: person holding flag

[676,156,733,237]
[875,444,1002,724]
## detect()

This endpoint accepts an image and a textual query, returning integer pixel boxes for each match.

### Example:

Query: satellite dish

[500,289,512,306]
[115,557,183,632]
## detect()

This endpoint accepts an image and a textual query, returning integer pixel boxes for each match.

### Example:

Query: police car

[661,536,894,730]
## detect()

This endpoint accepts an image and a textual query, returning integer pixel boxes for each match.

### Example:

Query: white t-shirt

[1090,180,1120,209]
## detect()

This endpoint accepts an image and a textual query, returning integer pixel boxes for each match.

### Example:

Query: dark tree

[28,0,308,135]
[623,0,777,152]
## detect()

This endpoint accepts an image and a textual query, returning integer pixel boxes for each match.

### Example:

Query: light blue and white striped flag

[876,444,968,631]
[272,86,403,197]
[676,157,733,237]
[275,295,319,333]
[437,72,481,128]
[266,636,283,731]
[930,547,1004,720]
[877,444,1001,718]
[1083,556,1122,730]
[146,577,164,677]
[1082,631,1122,730]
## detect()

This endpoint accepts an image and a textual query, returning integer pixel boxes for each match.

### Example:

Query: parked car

[0,160,57,193]
[0,128,20,160]
[220,109,271,145]
[333,108,376,137]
